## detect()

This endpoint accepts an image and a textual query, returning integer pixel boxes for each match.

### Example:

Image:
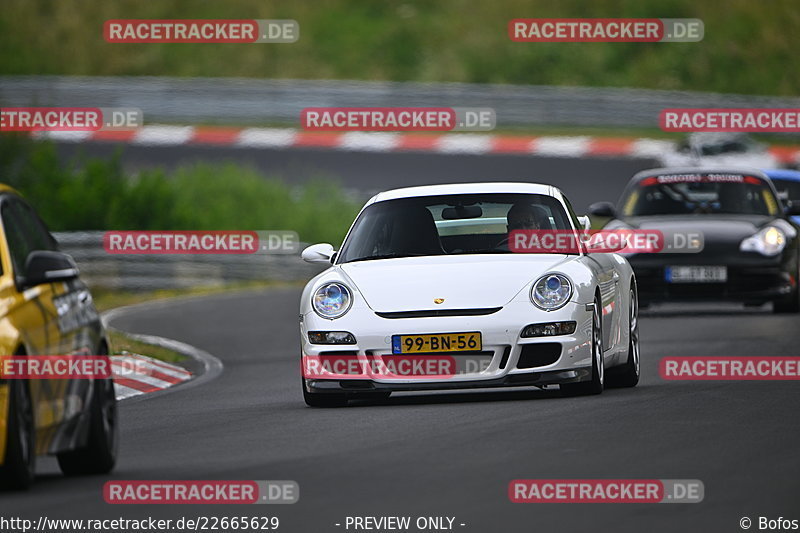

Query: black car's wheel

[302,379,348,407]
[561,297,604,396]
[0,379,36,490]
[773,262,800,313]
[57,376,117,475]
[608,284,640,388]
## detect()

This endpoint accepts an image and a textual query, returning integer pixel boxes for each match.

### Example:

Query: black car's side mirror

[20,251,79,288]
[588,201,617,219]
[784,200,800,217]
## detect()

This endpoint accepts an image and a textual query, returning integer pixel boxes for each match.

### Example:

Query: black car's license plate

[665,266,727,283]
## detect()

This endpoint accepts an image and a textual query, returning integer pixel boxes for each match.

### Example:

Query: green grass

[90,280,301,313]
[1,0,798,96]
[0,135,362,245]
[107,329,186,364]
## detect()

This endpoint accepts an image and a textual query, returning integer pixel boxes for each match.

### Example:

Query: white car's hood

[339,254,573,312]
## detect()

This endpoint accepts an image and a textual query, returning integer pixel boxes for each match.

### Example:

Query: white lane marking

[532,136,591,157]
[435,134,493,154]
[33,131,93,142]
[339,132,400,151]
[237,128,297,148]
[133,125,195,145]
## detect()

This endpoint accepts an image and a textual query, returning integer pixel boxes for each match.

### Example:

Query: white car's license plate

[665,266,727,283]
[391,332,482,354]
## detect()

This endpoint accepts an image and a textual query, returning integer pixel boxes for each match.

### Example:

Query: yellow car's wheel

[0,379,36,490]
[57,377,117,476]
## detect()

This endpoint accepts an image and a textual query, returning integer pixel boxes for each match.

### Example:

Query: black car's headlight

[312,282,353,319]
[740,226,786,257]
[530,274,573,311]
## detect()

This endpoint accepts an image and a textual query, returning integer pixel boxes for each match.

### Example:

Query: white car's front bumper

[301,300,595,393]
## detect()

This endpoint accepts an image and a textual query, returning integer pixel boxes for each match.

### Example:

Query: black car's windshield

[338,193,574,263]
[621,173,780,217]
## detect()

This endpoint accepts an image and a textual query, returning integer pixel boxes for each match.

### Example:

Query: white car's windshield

[338,193,574,263]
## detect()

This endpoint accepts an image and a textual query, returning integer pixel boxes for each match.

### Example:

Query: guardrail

[55,232,324,291]
[3,75,800,133]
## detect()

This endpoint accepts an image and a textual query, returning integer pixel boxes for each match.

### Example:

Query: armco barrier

[54,232,325,290]
[3,76,800,133]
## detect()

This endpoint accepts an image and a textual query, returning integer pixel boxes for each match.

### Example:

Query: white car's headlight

[531,274,573,311]
[740,226,787,257]
[313,282,353,319]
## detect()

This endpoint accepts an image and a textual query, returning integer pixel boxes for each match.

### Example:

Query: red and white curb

[33,125,800,164]
[111,352,192,400]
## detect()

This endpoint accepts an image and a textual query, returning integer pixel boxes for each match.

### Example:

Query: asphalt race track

[53,141,653,210]
[4,145,799,532]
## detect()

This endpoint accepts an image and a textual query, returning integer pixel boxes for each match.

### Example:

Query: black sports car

[590,168,800,313]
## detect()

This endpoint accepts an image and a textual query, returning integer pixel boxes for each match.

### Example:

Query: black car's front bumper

[630,254,796,305]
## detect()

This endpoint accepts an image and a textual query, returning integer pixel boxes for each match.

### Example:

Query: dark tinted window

[621,174,780,217]
[338,193,573,262]
[1,197,57,277]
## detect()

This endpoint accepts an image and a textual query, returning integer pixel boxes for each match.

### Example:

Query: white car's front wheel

[608,284,640,388]
[561,296,604,396]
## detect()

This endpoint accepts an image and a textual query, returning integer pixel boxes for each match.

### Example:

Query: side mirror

[21,251,79,288]
[576,216,591,231]
[588,201,617,219]
[785,201,800,217]
[301,243,336,264]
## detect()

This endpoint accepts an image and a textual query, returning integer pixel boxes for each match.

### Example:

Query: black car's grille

[375,307,502,319]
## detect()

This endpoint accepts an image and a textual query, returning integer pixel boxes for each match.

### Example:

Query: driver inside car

[497,202,551,250]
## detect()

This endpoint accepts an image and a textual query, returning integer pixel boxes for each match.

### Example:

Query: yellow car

[0,184,116,489]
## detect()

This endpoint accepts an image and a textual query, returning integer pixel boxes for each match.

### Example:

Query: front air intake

[516,343,562,369]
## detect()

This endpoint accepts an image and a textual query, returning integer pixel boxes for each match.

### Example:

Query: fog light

[308,331,357,344]
[521,321,576,338]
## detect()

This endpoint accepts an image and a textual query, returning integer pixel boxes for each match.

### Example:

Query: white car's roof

[371,182,559,203]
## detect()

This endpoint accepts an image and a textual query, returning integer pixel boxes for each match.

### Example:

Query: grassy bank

[0,136,362,245]
[1,0,798,96]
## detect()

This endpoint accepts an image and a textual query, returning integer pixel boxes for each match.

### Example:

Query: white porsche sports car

[299,183,639,407]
